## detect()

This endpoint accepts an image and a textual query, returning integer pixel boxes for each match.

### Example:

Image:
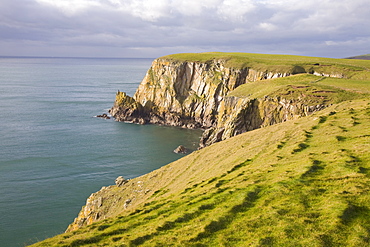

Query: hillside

[346,54,370,60]
[30,99,370,247]
[30,53,370,246]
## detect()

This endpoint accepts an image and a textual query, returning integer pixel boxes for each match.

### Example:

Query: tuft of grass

[336,135,347,141]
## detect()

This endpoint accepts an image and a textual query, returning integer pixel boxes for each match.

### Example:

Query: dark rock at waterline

[97,114,111,119]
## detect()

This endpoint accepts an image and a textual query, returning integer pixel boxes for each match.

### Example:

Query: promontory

[31,52,370,246]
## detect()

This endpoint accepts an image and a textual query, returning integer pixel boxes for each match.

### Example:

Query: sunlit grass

[31,99,370,247]
[228,74,368,106]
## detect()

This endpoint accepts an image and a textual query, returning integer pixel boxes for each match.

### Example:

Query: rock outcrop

[115,176,128,187]
[199,96,327,148]
[66,176,153,232]
[109,56,340,147]
[96,113,111,119]
[66,187,108,232]
[174,145,188,154]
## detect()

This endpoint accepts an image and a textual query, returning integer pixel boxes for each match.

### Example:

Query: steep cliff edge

[109,53,358,147]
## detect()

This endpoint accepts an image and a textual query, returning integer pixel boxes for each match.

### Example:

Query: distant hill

[346,54,370,60]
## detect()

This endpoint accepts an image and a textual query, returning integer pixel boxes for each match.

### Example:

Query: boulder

[124,199,132,209]
[115,176,128,187]
[174,145,188,154]
[96,113,111,119]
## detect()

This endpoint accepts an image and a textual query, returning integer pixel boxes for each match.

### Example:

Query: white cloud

[259,22,277,31]
[123,0,172,22]
[325,37,370,47]
[35,0,102,16]
[0,0,369,58]
[217,0,256,22]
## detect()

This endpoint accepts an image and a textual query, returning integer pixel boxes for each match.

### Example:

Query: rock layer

[200,96,326,148]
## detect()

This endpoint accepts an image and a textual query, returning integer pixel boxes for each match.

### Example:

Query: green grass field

[30,53,370,247]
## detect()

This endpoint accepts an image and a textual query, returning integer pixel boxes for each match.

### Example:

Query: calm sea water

[0,57,202,247]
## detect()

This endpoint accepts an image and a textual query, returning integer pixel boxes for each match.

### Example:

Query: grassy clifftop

[31,53,370,246]
[163,52,370,79]
[229,74,369,101]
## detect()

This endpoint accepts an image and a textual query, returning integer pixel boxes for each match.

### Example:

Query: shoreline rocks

[115,176,128,187]
[174,145,188,154]
[96,113,111,119]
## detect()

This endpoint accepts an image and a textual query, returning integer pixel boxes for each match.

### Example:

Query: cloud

[259,22,277,31]
[0,0,369,58]
[35,0,102,16]
[216,0,256,22]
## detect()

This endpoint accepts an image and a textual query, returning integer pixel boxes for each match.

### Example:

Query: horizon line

[0,55,155,59]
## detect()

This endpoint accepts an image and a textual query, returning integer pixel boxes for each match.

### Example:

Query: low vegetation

[229,74,368,101]
[164,52,370,78]
[30,53,370,246]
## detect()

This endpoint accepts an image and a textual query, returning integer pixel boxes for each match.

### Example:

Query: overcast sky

[1,0,369,58]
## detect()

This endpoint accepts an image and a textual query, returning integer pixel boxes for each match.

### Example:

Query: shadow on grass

[191,187,261,242]
[301,160,325,178]
[292,143,310,153]
[65,228,127,247]
[340,204,369,225]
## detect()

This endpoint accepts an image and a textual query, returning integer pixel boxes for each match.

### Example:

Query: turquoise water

[0,57,202,246]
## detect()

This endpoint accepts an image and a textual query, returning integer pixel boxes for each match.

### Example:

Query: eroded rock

[115,176,128,187]
[174,145,188,154]
[96,113,111,119]
[110,58,334,148]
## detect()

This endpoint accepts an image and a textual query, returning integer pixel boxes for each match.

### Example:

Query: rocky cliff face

[110,58,290,128]
[199,96,326,147]
[110,57,338,147]
[66,176,154,232]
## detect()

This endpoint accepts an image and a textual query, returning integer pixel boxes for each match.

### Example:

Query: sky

[1,0,369,58]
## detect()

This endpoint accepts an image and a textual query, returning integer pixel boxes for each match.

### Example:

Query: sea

[0,57,202,247]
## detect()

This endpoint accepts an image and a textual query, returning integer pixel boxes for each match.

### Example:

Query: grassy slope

[31,100,370,247]
[229,74,369,104]
[31,53,370,247]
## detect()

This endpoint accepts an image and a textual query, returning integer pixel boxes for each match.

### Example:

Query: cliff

[109,53,351,147]
[109,58,288,129]
[30,53,370,247]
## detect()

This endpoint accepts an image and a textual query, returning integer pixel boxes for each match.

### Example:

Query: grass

[162,52,370,77]
[228,74,369,103]
[30,99,370,247]
[30,53,370,247]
